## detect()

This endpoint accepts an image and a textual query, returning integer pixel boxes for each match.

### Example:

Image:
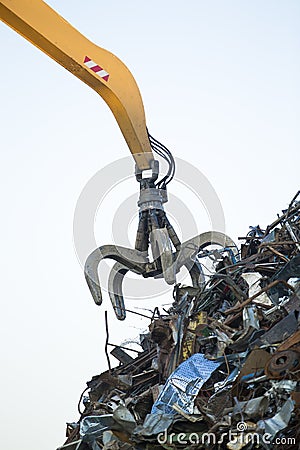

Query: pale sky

[0,1,299,449]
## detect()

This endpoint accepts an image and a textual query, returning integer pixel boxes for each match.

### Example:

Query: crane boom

[0,0,154,169]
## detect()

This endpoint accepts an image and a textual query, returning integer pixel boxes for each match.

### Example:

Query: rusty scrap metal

[265,350,300,380]
[58,193,300,450]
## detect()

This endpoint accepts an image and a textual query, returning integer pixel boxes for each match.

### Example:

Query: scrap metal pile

[59,193,300,450]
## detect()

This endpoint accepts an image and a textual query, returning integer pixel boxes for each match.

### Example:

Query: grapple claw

[84,163,238,320]
[85,231,237,320]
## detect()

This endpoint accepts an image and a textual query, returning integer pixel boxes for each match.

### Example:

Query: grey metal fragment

[257,398,295,438]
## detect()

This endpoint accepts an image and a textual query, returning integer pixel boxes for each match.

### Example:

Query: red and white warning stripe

[83,56,109,82]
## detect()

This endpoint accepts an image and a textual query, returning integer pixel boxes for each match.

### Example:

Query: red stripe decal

[91,65,102,72]
[83,56,109,81]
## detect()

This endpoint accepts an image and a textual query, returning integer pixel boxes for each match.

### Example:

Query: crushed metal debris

[58,193,300,450]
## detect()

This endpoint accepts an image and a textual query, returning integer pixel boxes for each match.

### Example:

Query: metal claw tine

[108,263,128,320]
[84,245,148,307]
[185,261,205,288]
[177,231,239,270]
[150,228,175,285]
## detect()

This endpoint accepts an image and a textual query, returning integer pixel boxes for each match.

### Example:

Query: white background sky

[1,1,299,449]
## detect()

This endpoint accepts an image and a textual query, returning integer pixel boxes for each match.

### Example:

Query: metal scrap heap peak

[58,192,300,450]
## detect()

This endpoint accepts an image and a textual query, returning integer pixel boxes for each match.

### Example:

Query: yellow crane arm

[0,0,154,170]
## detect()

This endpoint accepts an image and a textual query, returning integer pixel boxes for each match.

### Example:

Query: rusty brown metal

[265,350,300,379]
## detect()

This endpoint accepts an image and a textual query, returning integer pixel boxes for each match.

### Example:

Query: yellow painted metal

[0,0,154,169]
